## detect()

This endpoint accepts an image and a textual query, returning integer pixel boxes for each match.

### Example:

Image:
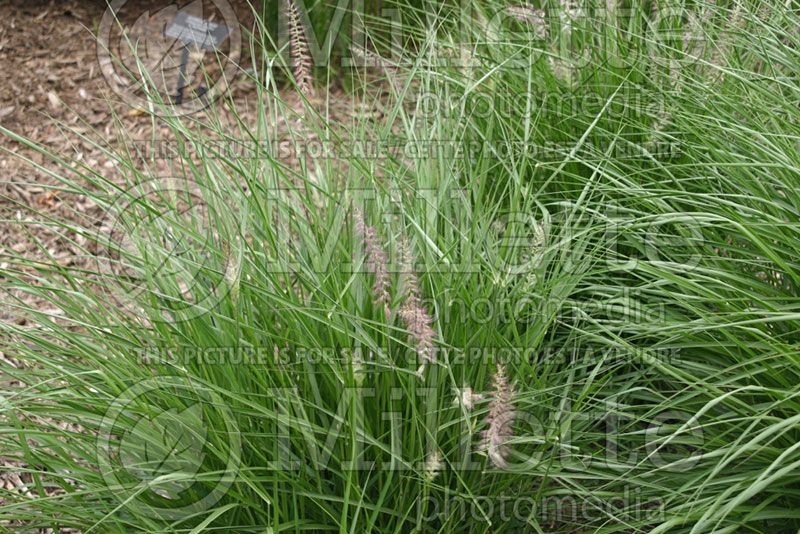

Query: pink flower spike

[480,364,516,469]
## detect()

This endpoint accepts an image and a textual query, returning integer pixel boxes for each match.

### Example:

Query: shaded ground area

[0,0,259,317]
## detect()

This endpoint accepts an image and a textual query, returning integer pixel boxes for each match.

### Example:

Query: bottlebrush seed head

[352,208,392,319]
[480,364,516,469]
[396,238,437,373]
[286,0,313,97]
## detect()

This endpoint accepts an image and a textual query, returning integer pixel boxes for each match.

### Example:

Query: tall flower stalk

[352,208,392,319]
[397,238,437,378]
[480,364,516,469]
[286,0,313,97]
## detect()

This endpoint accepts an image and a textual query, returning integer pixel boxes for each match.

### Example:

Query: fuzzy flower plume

[425,449,443,482]
[286,0,313,97]
[480,364,516,469]
[352,208,392,319]
[453,386,483,410]
[397,238,437,378]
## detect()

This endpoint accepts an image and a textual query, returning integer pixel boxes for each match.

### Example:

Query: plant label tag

[164,12,230,50]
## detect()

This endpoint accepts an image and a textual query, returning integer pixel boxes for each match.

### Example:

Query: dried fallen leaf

[37,191,60,208]
[47,91,60,109]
